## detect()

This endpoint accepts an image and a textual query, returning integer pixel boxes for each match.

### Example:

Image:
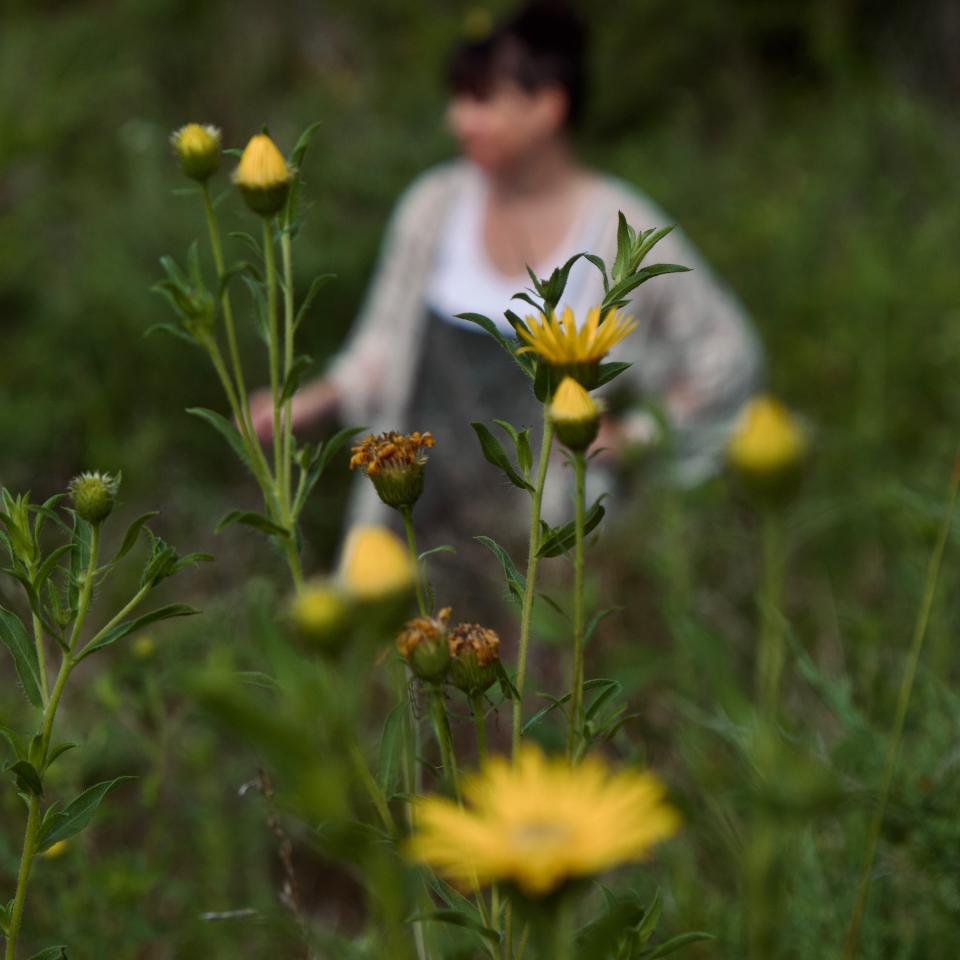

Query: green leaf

[185,407,256,475]
[227,230,262,259]
[278,355,314,406]
[583,606,622,647]
[215,510,290,538]
[27,947,69,960]
[475,536,525,606]
[456,312,515,356]
[143,322,200,346]
[8,759,43,795]
[36,776,134,852]
[585,679,622,722]
[33,543,73,595]
[77,604,200,661]
[0,723,26,761]
[0,605,43,708]
[295,426,365,514]
[603,263,690,311]
[44,742,77,772]
[584,253,609,292]
[595,361,633,388]
[410,909,500,945]
[537,496,607,557]
[471,423,532,491]
[642,932,715,958]
[377,702,405,796]
[294,273,335,330]
[110,512,159,564]
[290,119,323,170]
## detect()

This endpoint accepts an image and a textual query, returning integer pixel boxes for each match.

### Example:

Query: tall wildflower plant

[159,123,357,590]
[460,216,688,758]
[0,476,206,958]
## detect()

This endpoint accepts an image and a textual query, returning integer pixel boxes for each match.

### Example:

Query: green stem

[567,451,587,761]
[76,582,150,663]
[512,412,554,757]
[201,183,255,441]
[283,536,304,593]
[280,227,296,518]
[401,506,427,617]
[429,685,460,801]
[262,218,284,509]
[5,524,102,959]
[4,796,40,960]
[552,900,573,960]
[756,510,785,719]
[28,604,47,708]
[471,694,488,764]
[842,458,960,960]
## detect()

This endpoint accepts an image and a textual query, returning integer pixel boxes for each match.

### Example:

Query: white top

[425,165,608,333]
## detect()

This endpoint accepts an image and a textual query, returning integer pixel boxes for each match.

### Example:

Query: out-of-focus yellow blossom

[339,526,415,602]
[408,745,679,896]
[289,580,350,649]
[728,395,807,500]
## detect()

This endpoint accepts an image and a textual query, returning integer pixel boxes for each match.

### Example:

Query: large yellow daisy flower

[407,745,679,896]
[518,305,637,366]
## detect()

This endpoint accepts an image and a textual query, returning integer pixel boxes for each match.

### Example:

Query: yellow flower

[408,745,679,896]
[170,123,221,182]
[518,305,636,388]
[728,395,807,483]
[350,431,435,509]
[289,579,350,649]
[232,133,292,216]
[339,526,415,601]
[549,376,602,451]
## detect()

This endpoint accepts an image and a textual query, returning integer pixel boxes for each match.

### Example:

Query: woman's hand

[248,378,340,443]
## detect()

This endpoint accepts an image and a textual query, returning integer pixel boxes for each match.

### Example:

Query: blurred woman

[252,1,762,605]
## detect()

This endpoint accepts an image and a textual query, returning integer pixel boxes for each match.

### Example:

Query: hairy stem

[567,451,587,761]
[401,506,428,617]
[512,411,554,757]
[429,685,460,801]
[757,510,785,719]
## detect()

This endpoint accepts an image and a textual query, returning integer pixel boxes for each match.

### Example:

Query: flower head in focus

[518,306,636,389]
[349,431,435,509]
[448,621,501,695]
[408,745,679,896]
[69,471,120,525]
[397,607,452,682]
[549,376,602,451]
[233,133,292,216]
[170,123,221,182]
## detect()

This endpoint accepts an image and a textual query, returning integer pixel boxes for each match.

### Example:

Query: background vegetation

[2,0,960,956]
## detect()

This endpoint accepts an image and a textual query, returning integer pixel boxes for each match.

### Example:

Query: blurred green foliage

[3,0,960,957]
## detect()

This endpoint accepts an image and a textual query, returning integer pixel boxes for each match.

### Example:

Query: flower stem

[5,525,102,959]
[842,457,960,959]
[756,509,785,719]
[567,451,587,761]
[262,218,284,510]
[471,694,488,764]
[280,226,296,519]
[348,740,396,834]
[429,685,460,801]
[512,411,555,758]
[401,506,427,617]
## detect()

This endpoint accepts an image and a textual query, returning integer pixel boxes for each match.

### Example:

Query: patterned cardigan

[327,161,764,504]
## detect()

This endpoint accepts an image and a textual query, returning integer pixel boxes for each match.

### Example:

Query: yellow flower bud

[68,471,120,525]
[232,133,292,217]
[549,376,601,451]
[728,395,807,501]
[339,526,415,602]
[170,123,221,182]
[288,579,350,650]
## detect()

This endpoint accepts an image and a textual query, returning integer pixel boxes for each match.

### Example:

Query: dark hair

[447,1,588,127]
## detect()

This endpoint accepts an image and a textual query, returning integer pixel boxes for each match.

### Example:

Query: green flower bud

[170,124,221,182]
[448,622,501,695]
[397,608,451,683]
[349,431,435,510]
[68,471,120,525]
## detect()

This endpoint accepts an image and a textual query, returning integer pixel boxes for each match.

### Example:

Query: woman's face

[446,80,568,174]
